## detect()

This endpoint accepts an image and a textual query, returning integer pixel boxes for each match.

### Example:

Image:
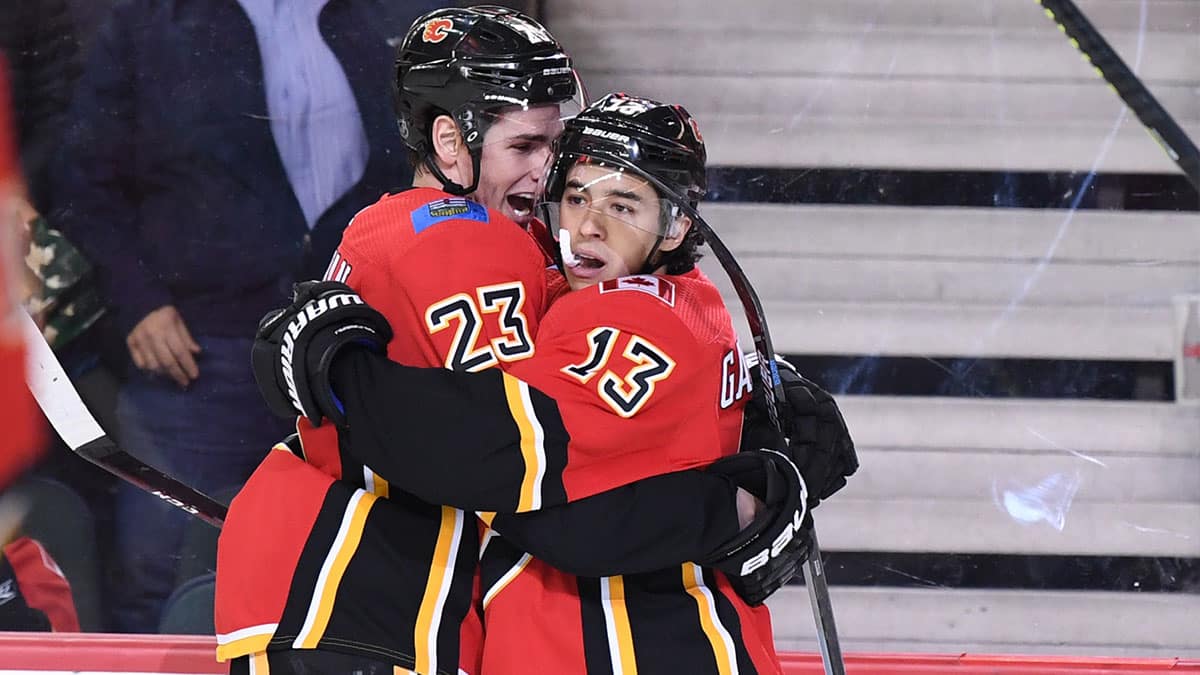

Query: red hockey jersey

[480,269,780,675]
[322,268,780,673]
[0,60,42,489]
[215,188,552,674]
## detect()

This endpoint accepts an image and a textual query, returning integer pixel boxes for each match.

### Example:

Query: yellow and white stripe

[215,622,277,661]
[682,563,739,675]
[600,575,638,675]
[247,652,270,675]
[501,373,546,512]
[292,489,378,649]
[482,552,533,610]
[363,465,390,497]
[414,506,465,675]
[478,519,497,557]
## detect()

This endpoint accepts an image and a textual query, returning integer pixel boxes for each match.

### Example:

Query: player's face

[472,104,564,227]
[557,162,686,291]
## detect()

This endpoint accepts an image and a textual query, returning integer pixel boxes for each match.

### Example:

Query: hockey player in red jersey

[217,9,822,675]
[0,59,43,488]
[214,8,585,673]
[251,94,855,674]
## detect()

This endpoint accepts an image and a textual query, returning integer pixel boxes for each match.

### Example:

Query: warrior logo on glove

[280,292,367,419]
[253,281,393,427]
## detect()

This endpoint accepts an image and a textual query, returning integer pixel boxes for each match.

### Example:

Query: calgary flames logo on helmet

[687,117,704,144]
[422,18,453,43]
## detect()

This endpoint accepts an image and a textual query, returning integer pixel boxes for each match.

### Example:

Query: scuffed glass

[548,0,1198,661]
[4,0,1197,669]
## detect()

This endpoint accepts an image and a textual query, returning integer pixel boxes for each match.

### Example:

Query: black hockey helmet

[543,92,707,217]
[539,92,709,275]
[395,6,582,195]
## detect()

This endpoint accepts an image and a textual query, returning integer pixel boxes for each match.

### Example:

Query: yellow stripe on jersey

[501,372,545,512]
[482,552,533,610]
[414,506,465,675]
[248,652,269,675]
[682,563,739,675]
[293,490,378,649]
[214,623,276,662]
[364,466,390,498]
[601,576,638,675]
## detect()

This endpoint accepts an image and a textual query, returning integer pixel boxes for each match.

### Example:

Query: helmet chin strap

[637,236,665,276]
[636,206,682,275]
[424,148,483,196]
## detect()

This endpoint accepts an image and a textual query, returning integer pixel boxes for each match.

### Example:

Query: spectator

[53,0,443,633]
[63,1,118,58]
[0,0,80,216]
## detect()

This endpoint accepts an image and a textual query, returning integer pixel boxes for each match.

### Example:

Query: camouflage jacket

[23,214,105,349]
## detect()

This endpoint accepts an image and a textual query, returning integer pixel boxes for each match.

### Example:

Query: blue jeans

[110,335,294,633]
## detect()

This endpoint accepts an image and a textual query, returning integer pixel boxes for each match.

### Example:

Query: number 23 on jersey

[425,282,535,372]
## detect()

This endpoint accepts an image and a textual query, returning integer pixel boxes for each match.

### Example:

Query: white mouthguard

[559,228,582,268]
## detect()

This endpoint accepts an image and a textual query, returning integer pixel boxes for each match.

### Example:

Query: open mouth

[573,252,605,269]
[506,194,534,218]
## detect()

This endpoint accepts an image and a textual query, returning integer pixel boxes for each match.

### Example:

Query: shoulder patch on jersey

[322,250,353,283]
[411,198,489,234]
[598,275,676,307]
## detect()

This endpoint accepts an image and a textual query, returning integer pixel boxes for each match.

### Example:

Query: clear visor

[434,87,587,219]
[538,157,686,240]
[466,71,587,155]
[443,86,586,216]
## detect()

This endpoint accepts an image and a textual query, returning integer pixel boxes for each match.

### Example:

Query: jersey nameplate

[412,198,489,234]
[598,275,676,307]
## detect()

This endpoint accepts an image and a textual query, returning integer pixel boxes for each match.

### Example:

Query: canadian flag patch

[599,275,676,307]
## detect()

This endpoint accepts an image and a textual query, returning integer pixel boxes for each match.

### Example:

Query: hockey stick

[21,310,227,528]
[692,219,846,675]
[1037,0,1199,191]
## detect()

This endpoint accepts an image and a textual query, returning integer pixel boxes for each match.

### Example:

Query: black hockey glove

[252,280,392,427]
[742,354,858,509]
[698,449,812,606]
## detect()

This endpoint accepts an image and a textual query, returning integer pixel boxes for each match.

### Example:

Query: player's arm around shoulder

[510,274,723,498]
[255,196,564,513]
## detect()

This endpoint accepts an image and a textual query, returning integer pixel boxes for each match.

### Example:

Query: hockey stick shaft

[21,311,227,527]
[1037,0,1199,191]
[696,222,846,675]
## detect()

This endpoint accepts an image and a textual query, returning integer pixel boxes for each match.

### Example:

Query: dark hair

[655,199,704,275]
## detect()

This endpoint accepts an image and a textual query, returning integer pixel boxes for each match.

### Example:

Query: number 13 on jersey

[562,327,676,418]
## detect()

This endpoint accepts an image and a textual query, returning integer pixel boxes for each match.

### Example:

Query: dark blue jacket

[54,0,441,338]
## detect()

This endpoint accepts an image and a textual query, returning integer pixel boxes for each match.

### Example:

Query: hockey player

[0,60,42,488]
[253,94,854,673]
[217,10,815,675]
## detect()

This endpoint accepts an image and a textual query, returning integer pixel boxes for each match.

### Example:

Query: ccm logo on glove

[280,293,365,412]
